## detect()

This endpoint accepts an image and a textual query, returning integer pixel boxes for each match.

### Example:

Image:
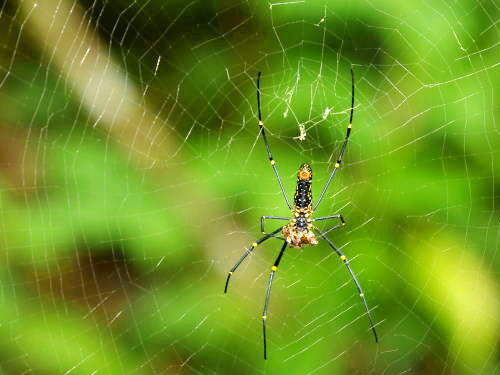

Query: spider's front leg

[262,240,288,359]
[224,226,283,293]
[315,228,378,343]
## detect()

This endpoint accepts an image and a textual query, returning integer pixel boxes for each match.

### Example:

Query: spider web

[0,0,499,374]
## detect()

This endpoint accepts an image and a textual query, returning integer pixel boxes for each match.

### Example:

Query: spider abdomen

[294,180,312,209]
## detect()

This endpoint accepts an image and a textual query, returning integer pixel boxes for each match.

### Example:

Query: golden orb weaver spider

[224,69,378,359]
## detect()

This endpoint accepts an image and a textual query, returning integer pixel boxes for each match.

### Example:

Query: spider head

[297,163,312,181]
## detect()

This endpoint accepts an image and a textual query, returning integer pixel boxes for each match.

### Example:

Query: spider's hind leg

[256,72,292,209]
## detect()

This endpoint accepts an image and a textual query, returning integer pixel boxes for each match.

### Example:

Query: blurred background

[0,0,499,373]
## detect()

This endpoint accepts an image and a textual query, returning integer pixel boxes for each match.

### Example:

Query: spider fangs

[282,163,319,248]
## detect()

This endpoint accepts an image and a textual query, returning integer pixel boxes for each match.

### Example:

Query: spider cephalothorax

[224,70,378,360]
[282,224,318,247]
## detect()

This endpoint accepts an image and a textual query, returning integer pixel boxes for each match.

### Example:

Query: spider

[224,69,378,359]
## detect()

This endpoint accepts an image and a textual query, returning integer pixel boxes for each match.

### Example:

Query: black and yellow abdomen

[294,163,313,211]
[294,180,312,210]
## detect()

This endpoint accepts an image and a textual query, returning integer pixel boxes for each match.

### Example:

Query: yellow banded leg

[224,227,282,293]
[315,228,378,343]
[261,241,287,359]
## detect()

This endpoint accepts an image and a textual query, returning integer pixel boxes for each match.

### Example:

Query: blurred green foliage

[0,0,499,374]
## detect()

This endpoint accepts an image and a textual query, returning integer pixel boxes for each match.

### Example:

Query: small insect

[224,70,378,359]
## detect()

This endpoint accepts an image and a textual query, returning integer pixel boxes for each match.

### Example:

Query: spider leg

[314,69,355,211]
[314,214,346,235]
[315,228,378,343]
[260,216,290,235]
[321,224,344,236]
[314,214,346,225]
[257,72,292,209]
[224,226,283,293]
[262,240,288,360]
